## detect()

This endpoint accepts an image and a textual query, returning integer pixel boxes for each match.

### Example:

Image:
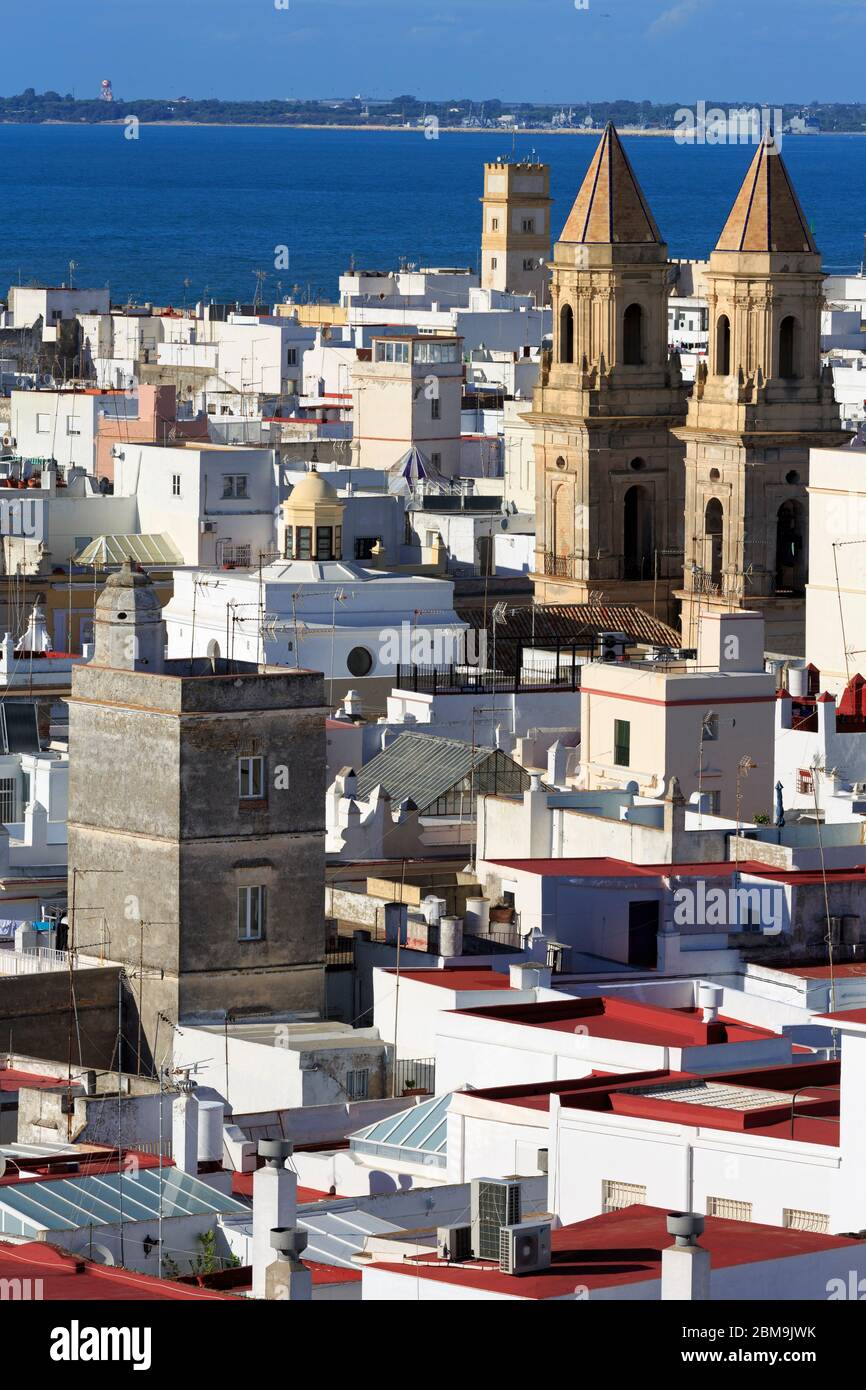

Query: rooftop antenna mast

[253,269,269,311]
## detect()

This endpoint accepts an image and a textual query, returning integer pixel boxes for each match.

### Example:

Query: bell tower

[675,133,848,655]
[531,124,687,618]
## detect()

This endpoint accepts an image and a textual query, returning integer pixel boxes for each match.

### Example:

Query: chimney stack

[661,1212,710,1300]
[171,1080,199,1176]
[252,1139,297,1299]
[265,1227,312,1301]
[698,983,723,1024]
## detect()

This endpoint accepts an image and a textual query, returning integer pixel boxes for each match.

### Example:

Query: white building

[806,444,866,690]
[9,388,135,474]
[8,285,110,335]
[361,1203,865,1302]
[164,471,467,707]
[114,441,279,567]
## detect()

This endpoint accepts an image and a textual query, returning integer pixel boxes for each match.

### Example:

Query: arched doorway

[775,500,805,592]
[623,303,643,366]
[716,315,731,376]
[704,499,724,587]
[559,304,574,364]
[623,484,653,581]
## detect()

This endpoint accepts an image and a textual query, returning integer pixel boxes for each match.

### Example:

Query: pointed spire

[715,133,817,254]
[560,123,663,245]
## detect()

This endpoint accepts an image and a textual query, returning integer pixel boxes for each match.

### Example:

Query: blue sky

[6,0,866,104]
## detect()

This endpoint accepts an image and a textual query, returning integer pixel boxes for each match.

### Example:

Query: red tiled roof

[490,857,757,880]
[230,1170,331,1203]
[386,967,514,992]
[453,995,781,1049]
[779,963,866,980]
[307,1261,362,1285]
[1,1150,165,1186]
[462,1060,842,1145]
[815,1008,866,1026]
[489,857,866,888]
[368,1205,858,1300]
[0,1241,238,1301]
[0,1068,66,1093]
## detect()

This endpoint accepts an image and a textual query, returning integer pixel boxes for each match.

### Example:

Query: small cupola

[280,466,345,561]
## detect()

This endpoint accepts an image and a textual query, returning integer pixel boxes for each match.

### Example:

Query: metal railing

[543,552,576,579]
[395,660,582,695]
[392,1057,435,1096]
[0,946,111,976]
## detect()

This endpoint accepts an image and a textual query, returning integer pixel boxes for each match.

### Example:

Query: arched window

[775,500,805,592]
[716,315,731,376]
[623,303,643,366]
[779,316,799,380]
[559,304,574,364]
[623,484,653,581]
[704,499,724,587]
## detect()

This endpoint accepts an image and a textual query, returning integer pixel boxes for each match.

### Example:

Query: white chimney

[439,915,464,957]
[509,963,552,991]
[265,1227,312,1301]
[197,1099,225,1163]
[172,1082,199,1176]
[698,983,724,1024]
[252,1140,298,1299]
[661,1213,710,1300]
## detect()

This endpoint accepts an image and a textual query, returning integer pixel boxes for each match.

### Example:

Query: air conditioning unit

[201,521,217,534]
[499,1221,552,1275]
[471,1178,522,1260]
[597,631,629,663]
[437,1225,472,1263]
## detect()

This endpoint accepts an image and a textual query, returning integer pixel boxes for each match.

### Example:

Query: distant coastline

[1,121,858,137]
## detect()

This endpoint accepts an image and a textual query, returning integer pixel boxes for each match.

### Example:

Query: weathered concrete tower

[68,563,326,1072]
[531,124,687,619]
[675,133,848,655]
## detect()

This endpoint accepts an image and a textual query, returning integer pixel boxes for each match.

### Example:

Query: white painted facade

[806,444,866,690]
[164,559,466,686]
[8,286,109,332]
[115,441,278,567]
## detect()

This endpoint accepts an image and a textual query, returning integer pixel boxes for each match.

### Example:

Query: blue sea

[2,124,866,305]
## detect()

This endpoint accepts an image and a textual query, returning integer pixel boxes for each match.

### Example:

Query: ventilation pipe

[698,983,724,1024]
[252,1139,297,1299]
[439,916,464,957]
[661,1213,710,1300]
[265,1227,312,1301]
[171,1080,199,1176]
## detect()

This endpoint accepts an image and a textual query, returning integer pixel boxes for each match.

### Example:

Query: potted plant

[402,1077,429,1097]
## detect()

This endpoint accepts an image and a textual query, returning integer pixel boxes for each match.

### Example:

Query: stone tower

[481,159,552,305]
[675,133,847,655]
[531,124,687,618]
[68,565,326,1073]
[92,560,166,671]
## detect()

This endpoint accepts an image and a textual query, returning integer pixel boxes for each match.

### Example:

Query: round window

[786,470,800,484]
[709,469,721,482]
[347,646,373,677]
[117,612,128,621]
